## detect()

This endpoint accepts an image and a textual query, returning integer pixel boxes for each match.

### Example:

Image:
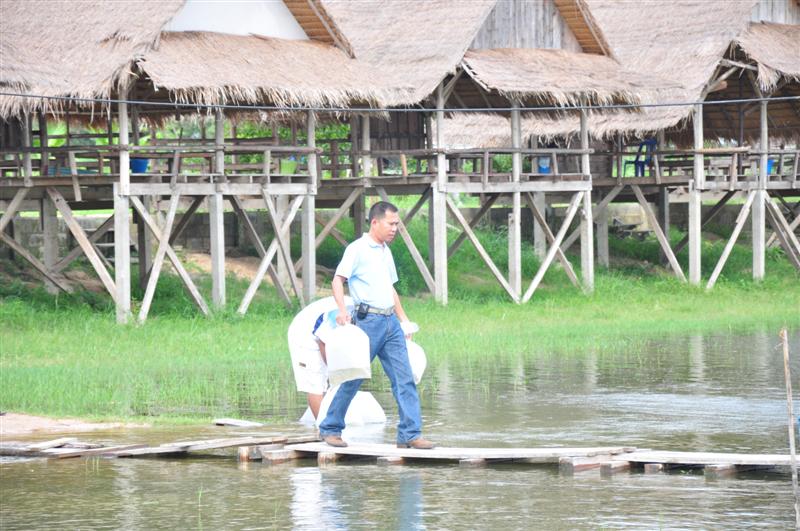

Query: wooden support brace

[674,191,736,254]
[138,193,181,323]
[46,188,117,301]
[0,188,28,234]
[524,192,579,288]
[67,151,81,202]
[293,187,362,272]
[403,187,431,226]
[168,196,204,246]
[559,456,608,474]
[600,461,631,476]
[376,186,436,293]
[377,456,405,466]
[52,215,114,273]
[522,192,583,304]
[445,194,519,302]
[228,195,290,306]
[317,452,341,465]
[316,213,348,247]
[130,196,209,316]
[562,184,623,251]
[447,194,498,259]
[631,185,686,282]
[706,190,757,289]
[765,196,800,271]
[263,191,305,305]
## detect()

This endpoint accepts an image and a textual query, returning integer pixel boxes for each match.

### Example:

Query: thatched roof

[460,48,651,106]
[0,0,184,117]
[137,31,409,109]
[736,22,800,91]
[322,0,497,106]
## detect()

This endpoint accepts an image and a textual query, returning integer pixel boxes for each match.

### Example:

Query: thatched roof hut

[0,0,404,120]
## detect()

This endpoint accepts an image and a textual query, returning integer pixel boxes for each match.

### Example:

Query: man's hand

[336,311,352,326]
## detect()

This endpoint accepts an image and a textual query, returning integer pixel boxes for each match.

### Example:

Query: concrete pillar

[209,108,226,308]
[689,103,704,285]
[302,111,317,303]
[433,84,448,304]
[752,100,768,281]
[579,109,594,293]
[41,197,59,293]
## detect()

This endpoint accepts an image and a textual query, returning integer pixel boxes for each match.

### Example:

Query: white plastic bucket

[299,389,386,426]
[325,324,371,387]
[406,340,427,384]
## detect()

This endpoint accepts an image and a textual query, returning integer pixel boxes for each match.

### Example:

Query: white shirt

[334,233,398,309]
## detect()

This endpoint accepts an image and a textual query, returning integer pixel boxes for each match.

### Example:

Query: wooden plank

[68,151,81,201]
[706,190,757,289]
[377,456,405,466]
[130,196,209,316]
[522,192,583,304]
[631,185,686,282]
[26,437,78,451]
[47,188,117,300]
[624,450,797,467]
[559,456,610,474]
[600,460,631,476]
[459,458,487,468]
[525,192,579,288]
[52,444,147,459]
[289,442,633,461]
[262,191,305,305]
[445,194,518,302]
[377,186,435,293]
[138,193,181,323]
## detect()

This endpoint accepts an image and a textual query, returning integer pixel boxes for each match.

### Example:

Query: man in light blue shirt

[319,201,435,449]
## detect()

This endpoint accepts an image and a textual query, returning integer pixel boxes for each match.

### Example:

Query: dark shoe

[397,437,435,450]
[323,435,348,448]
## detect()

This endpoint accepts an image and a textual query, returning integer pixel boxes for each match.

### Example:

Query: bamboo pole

[780,328,799,527]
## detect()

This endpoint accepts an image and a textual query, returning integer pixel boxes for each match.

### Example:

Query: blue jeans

[319,313,422,444]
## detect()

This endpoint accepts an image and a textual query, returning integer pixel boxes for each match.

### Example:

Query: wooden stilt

[674,191,735,254]
[41,196,59,294]
[596,191,610,268]
[657,187,670,265]
[707,190,758,289]
[136,197,153,291]
[563,184,623,251]
[21,114,33,187]
[302,110,317,303]
[689,103,704,285]
[532,192,546,260]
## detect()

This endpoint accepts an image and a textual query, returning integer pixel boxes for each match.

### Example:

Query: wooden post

[596,191,609,268]
[689,103,704,285]
[351,116,364,235]
[38,112,49,178]
[433,84,448,304]
[21,114,33,187]
[209,107,226,308]
[302,111,317,303]
[509,102,522,297]
[579,109,594,293]
[656,131,669,265]
[752,100,768,281]
[115,97,131,323]
[41,197,59,294]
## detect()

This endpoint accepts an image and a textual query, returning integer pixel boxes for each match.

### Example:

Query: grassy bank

[1,216,798,422]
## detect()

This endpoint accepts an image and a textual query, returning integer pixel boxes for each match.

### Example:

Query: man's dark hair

[368,201,399,223]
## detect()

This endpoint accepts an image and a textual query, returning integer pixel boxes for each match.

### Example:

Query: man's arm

[332,275,352,325]
[392,287,409,322]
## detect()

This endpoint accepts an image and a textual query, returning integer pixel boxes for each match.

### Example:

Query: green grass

[1,212,798,422]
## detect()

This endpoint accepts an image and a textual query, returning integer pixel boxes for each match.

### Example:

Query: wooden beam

[522,192,583,304]
[689,103,704,285]
[562,184,624,251]
[433,83,448,304]
[52,214,114,273]
[168,196,204,246]
[447,194,498,258]
[263,191,305,305]
[765,196,800,271]
[579,110,593,293]
[446,194,518,302]
[46,188,117,301]
[0,188,28,234]
[674,191,735,254]
[302,110,317,303]
[0,232,72,292]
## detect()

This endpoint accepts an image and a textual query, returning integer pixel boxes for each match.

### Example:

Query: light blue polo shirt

[335,233,398,309]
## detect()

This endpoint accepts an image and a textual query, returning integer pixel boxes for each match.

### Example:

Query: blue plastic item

[766,158,774,175]
[130,158,149,173]
[537,156,551,174]
[624,138,658,177]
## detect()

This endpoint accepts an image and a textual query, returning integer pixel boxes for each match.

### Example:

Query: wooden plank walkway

[617,450,795,468]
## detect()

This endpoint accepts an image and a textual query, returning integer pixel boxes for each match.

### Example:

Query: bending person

[287,296,353,418]
[319,201,435,450]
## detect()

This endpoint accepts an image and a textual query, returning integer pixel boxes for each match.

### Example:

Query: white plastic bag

[299,390,386,426]
[325,324,371,387]
[406,340,427,384]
